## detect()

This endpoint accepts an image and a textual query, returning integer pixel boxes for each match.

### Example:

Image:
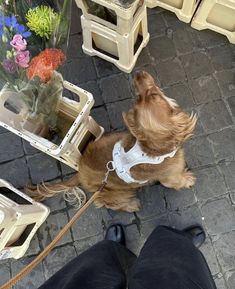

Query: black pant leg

[128,226,217,289]
[39,240,136,289]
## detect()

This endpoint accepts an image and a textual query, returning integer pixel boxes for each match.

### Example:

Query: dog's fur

[26,71,197,212]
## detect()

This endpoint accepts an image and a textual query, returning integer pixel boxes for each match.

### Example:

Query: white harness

[112,141,177,184]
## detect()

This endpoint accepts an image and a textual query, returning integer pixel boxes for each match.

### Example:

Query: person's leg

[39,227,136,289]
[128,226,216,289]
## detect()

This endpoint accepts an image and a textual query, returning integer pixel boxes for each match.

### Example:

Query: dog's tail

[25,174,80,202]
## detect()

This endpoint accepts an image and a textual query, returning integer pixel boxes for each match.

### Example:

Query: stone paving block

[208,128,235,162]
[148,13,166,37]
[0,158,30,188]
[155,58,186,86]
[213,231,235,272]
[78,81,104,107]
[195,166,227,202]
[106,99,134,130]
[43,245,77,279]
[208,45,235,71]
[230,192,235,204]
[200,238,220,275]
[169,205,203,229]
[11,256,45,289]
[91,106,111,132]
[226,270,235,289]
[60,162,76,176]
[215,69,235,98]
[43,193,67,212]
[93,57,120,78]
[136,185,166,220]
[201,198,235,235]
[74,234,103,254]
[125,224,142,255]
[27,153,61,184]
[0,133,24,163]
[148,36,176,61]
[227,96,235,117]
[188,75,221,104]
[197,30,228,48]
[180,51,213,79]
[184,136,215,168]
[197,100,233,133]
[214,276,227,289]
[24,234,41,257]
[162,10,188,31]
[163,187,197,211]
[0,262,11,286]
[68,204,104,241]
[101,208,135,225]
[65,57,97,84]
[70,2,82,35]
[140,214,170,239]
[219,161,235,192]
[0,126,7,134]
[163,83,195,109]
[100,74,132,104]
[67,34,84,60]
[173,27,199,55]
[22,140,39,155]
[134,47,152,69]
[38,211,73,248]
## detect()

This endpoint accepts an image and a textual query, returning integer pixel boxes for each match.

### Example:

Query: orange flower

[27,48,65,82]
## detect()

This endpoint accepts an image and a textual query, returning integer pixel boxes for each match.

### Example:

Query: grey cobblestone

[136,185,166,220]
[195,166,227,202]
[180,51,213,79]
[214,276,227,289]
[22,140,39,155]
[219,161,235,192]
[140,214,170,238]
[148,36,176,61]
[43,193,67,212]
[148,12,166,37]
[27,153,61,184]
[226,270,235,289]
[0,262,11,286]
[43,245,77,279]
[200,238,220,276]
[173,27,199,55]
[197,100,233,133]
[93,57,120,78]
[0,158,30,188]
[163,82,195,109]
[169,205,203,229]
[227,96,235,117]
[38,211,73,248]
[164,187,197,211]
[208,128,235,162]
[155,58,186,86]
[91,106,111,132]
[79,81,104,107]
[207,45,235,71]
[213,231,235,272]
[0,133,24,163]
[197,30,228,48]
[188,75,221,104]
[11,257,45,289]
[101,208,135,225]
[215,69,235,98]
[201,198,235,235]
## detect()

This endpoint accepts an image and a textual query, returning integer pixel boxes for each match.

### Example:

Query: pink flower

[10,34,27,51]
[15,50,30,68]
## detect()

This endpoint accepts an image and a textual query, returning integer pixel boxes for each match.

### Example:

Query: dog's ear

[171,111,197,143]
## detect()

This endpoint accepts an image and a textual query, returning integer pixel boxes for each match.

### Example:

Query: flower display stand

[191,0,235,44]
[146,0,200,23]
[75,0,145,34]
[0,81,104,171]
[80,7,149,73]
[0,179,50,260]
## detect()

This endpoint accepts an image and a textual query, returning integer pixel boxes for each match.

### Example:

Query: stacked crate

[75,0,150,72]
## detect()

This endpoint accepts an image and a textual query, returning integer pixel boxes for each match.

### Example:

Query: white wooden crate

[0,179,50,260]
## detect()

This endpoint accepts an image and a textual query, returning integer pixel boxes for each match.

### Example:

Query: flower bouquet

[0,0,72,138]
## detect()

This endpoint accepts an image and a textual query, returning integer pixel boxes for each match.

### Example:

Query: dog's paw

[182,171,196,188]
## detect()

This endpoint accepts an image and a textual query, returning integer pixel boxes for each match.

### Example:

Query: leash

[0,163,114,289]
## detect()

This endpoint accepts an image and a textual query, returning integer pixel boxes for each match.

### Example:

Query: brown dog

[27,71,197,212]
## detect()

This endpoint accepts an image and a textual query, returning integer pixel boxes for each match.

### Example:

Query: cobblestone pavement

[1,3,235,289]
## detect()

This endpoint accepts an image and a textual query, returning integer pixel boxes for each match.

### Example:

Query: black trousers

[39,226,217,289]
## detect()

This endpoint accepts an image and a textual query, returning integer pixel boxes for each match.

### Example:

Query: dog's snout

[134,70,147,80]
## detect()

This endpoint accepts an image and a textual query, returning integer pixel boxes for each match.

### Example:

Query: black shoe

[183,225,206,248]
[105,224,126,246]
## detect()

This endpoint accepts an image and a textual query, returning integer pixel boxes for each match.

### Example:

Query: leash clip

[102,161,115,184]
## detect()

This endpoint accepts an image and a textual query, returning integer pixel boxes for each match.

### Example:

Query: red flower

[27,48,65,82]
